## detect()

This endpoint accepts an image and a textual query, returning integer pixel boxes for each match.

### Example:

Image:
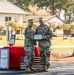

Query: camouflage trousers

[39,46,51,66]
[25,46,34,68]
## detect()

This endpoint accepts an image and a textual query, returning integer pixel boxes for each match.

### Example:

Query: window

[5,17,11,22]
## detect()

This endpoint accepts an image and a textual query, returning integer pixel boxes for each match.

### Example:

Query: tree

[62,0,74,23]
[8,0,34,10]
[0,23,4,39]
[8,0,74,23]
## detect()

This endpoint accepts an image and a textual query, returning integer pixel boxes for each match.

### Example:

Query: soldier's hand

[42,36,46,39]
[34,40,37,45]
[42,36,44,39]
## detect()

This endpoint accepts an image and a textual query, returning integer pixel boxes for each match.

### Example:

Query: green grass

[1,36,74,46]
[52,37,74,46]
[0,36,74,52]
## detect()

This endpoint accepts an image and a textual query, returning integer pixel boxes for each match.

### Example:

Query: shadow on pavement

[0,69,47,75]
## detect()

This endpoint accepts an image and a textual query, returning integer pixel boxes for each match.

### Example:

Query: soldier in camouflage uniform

[36,17,53,71]
[24,19,35,72]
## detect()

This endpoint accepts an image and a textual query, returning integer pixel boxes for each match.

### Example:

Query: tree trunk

[64,10,67,23]
[52,0,55,15]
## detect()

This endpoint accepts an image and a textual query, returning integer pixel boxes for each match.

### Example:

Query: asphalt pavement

[0,62,74,75]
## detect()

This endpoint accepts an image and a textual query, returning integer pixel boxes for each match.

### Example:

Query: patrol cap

[39,17,44,21]
[28,19,33,22]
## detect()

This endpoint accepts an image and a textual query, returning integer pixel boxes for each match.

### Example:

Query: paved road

[0,62,74,75]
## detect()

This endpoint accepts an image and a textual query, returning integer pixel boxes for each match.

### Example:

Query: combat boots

[44,65,50,72]
[29,66,35,71]
[25,67,31,72]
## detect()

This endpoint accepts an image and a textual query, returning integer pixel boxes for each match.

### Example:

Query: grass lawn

[0,36,74,52]
[1,36,74,62]
[1,36,74,46]
[52,37,74,46]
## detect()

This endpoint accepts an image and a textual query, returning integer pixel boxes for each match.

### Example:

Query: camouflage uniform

[24,20,35,70]
[36,23,53,68]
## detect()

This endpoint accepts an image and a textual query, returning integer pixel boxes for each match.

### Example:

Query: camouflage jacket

[36,24,53,46]
[24,26,36,47]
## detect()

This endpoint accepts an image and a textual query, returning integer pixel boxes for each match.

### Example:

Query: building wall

[0,14,23,29]
[15,15,23,24]
[48,17,64,26]
[0,16,5,26]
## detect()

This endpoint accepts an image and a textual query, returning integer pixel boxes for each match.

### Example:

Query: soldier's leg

[31,47,34,65]
[25,52,32,72]
[29,47,35,71]
[44,47,50,66]
[43,47,50,71]
[40,47,45,65]
[25,47,32,71]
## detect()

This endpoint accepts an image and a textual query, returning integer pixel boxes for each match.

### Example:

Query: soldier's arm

[35,27,37,34]
[25,28,35,40]
[48,27,53,39]
[24,28,27,37]
[43,27,53,40]
[29,32,35,40]
[27,30,36,45]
